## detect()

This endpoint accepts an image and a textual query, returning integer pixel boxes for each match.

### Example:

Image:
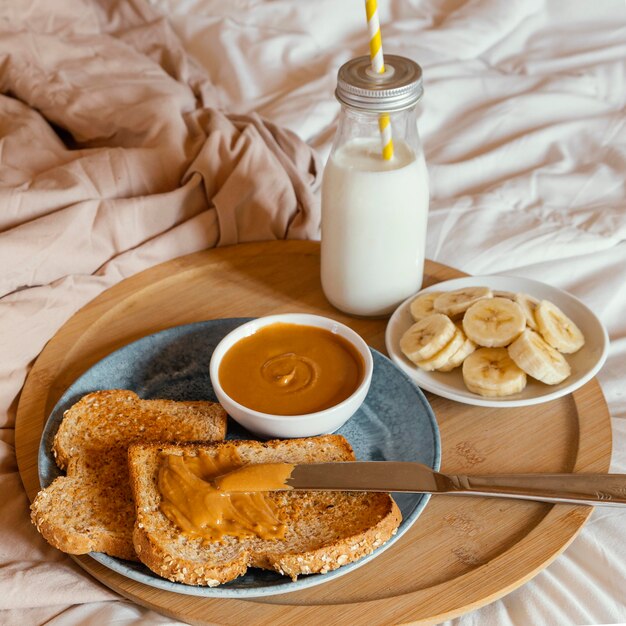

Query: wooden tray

[15,241,612,625]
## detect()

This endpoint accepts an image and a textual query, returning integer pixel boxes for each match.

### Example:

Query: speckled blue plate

[38,319,441,598]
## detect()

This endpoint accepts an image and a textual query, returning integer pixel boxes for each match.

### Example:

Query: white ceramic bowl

[209,314,373,438]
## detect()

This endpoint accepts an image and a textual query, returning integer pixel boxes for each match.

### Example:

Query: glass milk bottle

[321,55,429,317]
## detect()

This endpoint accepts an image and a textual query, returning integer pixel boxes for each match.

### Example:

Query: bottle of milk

[321,55,428,317]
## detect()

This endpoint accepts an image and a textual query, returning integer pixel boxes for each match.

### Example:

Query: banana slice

[508,329,571,384]
[400,314,456,363]
[514,293,539,330]
[462,347,527,397]
[415,328,465,371]
[462,297,526,348]
[434,287,492,318]
[438,329,477,372]
[493,290,516,300]
[535,300,585,354]
[409,291,443,322]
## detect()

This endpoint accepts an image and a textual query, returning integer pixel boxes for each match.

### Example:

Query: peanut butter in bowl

[218,322,365,416]
[209,314,373,438]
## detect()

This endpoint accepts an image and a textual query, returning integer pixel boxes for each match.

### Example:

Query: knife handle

[445,473,626,506]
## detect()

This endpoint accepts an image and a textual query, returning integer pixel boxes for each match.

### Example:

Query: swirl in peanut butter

[218,322,364,415]
[260,353,319,393]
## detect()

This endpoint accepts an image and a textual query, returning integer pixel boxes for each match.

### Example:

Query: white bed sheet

[16,0,626,624]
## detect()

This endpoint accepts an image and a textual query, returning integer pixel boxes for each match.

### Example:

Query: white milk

[321,137,429,317]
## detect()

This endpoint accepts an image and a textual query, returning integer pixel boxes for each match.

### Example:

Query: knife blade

[212,461,626,506]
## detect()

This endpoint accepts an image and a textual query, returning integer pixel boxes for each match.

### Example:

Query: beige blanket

[0,0,319,621]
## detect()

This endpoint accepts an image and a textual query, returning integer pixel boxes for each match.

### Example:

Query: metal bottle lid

[336,54,423,112]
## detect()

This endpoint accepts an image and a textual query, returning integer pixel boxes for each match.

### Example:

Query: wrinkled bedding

[1,0,625,624]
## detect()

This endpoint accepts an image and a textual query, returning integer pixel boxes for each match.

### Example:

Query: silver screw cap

[336,54,423,112]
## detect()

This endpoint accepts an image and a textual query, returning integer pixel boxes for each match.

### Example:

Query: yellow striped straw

[365,0,394,160]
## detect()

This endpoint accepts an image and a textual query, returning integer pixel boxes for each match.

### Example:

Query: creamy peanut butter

[213,463,295,493]
[158,448,287,541]
[218,322,364,415]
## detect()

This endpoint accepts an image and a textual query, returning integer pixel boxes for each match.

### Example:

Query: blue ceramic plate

[39,319,441,598]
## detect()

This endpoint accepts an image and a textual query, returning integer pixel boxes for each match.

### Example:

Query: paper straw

[365,0,394,160]
[378,115,393,161]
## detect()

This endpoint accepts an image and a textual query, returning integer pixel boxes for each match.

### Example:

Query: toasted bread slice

[31,390,227,560]
[128,435,402,585]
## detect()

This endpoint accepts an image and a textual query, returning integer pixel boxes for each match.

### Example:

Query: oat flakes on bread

[128,435,402,585]
[31,390,227,560]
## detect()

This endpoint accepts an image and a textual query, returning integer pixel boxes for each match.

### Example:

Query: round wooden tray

[16,241,612,625]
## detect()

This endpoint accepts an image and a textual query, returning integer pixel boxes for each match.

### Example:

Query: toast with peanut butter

[31,390,227,560]
[128,435,402,585]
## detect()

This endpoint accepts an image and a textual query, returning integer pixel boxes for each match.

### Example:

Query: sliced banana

[409,291,443,322]
[493,290,516,300]
[462,297,526,348]
[437,330,477,372]
[462,347,527,397]
[400,314,456,363]
[508,328,571,384]
[434,287,492,318]
[535,300,585,354]
[514,293,539,330]
[415,328,466,371]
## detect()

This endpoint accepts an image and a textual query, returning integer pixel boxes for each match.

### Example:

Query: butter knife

[213,461,626,506]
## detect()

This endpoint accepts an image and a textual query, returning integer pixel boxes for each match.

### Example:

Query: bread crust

[128,436,402,585]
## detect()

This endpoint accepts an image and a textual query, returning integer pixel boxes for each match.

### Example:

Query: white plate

[385,275,609,408]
